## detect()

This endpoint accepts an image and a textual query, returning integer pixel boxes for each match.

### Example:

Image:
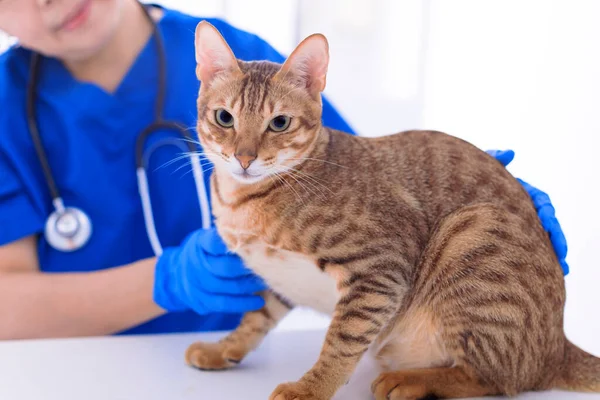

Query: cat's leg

[269,258,409,399]
[185,290,292,370]
[372,366,492,400]
[374,203,565,398]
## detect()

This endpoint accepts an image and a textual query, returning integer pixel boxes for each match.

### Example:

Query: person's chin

[59,4,118,60]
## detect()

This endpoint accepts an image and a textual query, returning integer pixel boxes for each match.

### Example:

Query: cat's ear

[275,34,329,97]
[194,21,241,86]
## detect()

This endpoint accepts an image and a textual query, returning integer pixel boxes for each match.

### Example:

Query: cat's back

[330,128,537,226]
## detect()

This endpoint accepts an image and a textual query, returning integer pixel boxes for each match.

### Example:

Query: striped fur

[185,22,600,400]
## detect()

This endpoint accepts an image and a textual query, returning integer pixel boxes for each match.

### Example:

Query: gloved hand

[153,227,267,314]
[487,149,569,275]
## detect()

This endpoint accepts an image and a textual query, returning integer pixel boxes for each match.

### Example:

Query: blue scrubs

[0,6,355,335]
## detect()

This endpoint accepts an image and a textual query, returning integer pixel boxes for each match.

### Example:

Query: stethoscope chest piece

[44,205,92,252]
[28,2,208,254]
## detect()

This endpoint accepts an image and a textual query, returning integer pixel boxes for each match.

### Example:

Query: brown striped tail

[554,340,600,392]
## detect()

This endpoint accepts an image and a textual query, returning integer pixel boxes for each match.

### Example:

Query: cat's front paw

[185,341,246,371]
[371,372,428,400]
[269,381,327,400]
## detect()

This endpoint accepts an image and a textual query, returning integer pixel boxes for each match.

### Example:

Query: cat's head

[193,21,329,184]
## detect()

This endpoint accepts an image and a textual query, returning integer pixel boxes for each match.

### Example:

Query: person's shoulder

[159,6,284,62]
[0,45,31,78]
[0,46,30,142]
[0,45,31,102]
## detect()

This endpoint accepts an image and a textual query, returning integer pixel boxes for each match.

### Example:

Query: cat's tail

[554,340,600,392]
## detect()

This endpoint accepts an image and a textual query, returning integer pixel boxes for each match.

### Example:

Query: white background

[1,1,598,356]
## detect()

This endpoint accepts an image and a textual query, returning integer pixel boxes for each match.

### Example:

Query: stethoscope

[26,3,211,256]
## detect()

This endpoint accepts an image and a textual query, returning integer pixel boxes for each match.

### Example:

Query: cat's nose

[235,154,257,170]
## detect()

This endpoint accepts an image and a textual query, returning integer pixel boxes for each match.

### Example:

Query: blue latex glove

[154,228,267,314]
[487,149,569,275]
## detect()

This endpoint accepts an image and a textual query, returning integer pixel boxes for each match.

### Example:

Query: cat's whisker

[270,170,286,189]
[278,85,304,103]
[176,150,228,165]
[290,173,330,200]
[271,171,295,201]
[271,67,293,95]
[290,171,332,199]
[278,168,320,199]
[157,154,216,173]
[272,164,334,198]
[179,136,204,147]
[171,156,217,176]
[157,150,219,177]
[172,159,193,175]
[186,151,224,160]
[270,169,305,206]
[266,171,279,188]
[284,166,334,187]
[268,164,327,201]
[273,166,327,199]
[159,149,221,170]
[155,134,207,153]
[183,125,199,133]
[286,157,348,169]
[203,166,216,175]
[180,147,221,156]
[155,152,198,171]
[177,164,215,180]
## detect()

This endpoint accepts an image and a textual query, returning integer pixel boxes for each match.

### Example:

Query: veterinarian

[0,0,569,340]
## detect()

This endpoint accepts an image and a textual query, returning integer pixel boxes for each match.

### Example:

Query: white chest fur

[237,244,339,315]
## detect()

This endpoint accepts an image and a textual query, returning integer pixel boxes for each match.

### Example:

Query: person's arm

[0,143,167,339]
[0,235,164,340]
[487,149,570,275]
[0,228,266,340]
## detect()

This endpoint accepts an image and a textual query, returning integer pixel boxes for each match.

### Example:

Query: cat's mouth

[231,170,265,184]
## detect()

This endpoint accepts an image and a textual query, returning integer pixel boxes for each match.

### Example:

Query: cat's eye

[269,115,291,132]
[215,109,235,128]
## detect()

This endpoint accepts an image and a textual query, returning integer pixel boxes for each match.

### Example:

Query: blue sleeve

[0,148,44,246]
[209,19,356,135]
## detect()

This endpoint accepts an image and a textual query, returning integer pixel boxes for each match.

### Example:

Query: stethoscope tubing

[25,2,211,254]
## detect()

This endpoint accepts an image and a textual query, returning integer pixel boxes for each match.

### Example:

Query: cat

[183,21,600,400]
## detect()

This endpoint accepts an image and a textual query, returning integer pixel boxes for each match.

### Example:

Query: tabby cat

[184,21,600,400]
